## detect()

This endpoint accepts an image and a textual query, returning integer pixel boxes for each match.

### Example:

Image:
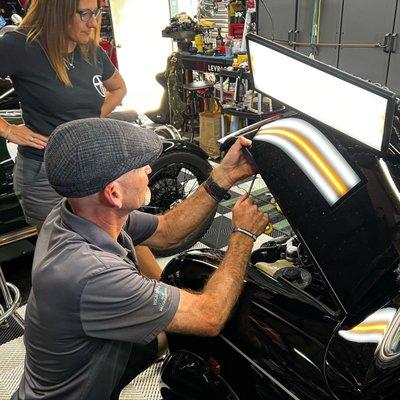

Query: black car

[158,36,400,400]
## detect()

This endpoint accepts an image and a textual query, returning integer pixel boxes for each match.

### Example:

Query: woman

[0,0,127,229]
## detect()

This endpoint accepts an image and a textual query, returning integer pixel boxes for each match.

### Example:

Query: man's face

[67,0,99,46]
[118,165,153,211]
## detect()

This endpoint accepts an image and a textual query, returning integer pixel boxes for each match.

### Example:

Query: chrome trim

[219,334,301,400]
[217,110,290,145]
[378,158,400,204]
[377,308,400,362]
[0,282,21,325]
[0,226,37,247]
[0,87,14,101]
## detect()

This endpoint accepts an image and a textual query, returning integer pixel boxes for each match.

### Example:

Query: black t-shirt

[0,30,115,160]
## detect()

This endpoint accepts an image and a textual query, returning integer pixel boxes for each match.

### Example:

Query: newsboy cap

[45,118,162,198]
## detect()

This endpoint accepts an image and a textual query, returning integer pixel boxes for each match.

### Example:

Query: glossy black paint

[249,117,400,319]
[160,112,400,399]
[161,138,209,160]
[162,249,338,400]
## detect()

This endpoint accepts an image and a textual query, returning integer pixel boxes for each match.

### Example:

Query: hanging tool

[310,0,322,58]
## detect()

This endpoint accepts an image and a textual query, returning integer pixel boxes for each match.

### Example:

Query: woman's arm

[0,117,48,148]
[100,70,127,118]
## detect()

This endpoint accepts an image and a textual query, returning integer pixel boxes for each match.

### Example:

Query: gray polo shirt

[13,200,180,400]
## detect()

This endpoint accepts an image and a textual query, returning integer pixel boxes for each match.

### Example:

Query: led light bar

[247,34,397,153]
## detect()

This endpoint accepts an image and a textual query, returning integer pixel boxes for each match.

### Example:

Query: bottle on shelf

[216,27,224,48]
[225,35,234,57]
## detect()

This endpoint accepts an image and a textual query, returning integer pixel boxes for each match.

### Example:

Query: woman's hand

[4,124,48,149]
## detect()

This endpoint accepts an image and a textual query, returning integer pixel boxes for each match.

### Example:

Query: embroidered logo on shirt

[92,75,106,97]
[153,284,167,312]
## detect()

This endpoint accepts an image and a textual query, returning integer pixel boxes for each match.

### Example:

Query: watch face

[0,16,6,29]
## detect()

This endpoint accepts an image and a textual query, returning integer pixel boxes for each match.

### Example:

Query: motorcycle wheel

[148,151,215,257]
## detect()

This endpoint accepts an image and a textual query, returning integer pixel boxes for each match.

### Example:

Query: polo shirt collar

[60,199,128,259]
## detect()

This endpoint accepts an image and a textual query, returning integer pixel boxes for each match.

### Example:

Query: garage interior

[1,1,400,399]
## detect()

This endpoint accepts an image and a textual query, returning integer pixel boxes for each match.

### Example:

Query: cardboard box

[199,112,221,158]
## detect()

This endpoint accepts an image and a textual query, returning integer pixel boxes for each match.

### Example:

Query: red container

[228,23,244,39]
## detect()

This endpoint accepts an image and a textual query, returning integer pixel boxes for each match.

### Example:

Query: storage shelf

[221,105,276,120]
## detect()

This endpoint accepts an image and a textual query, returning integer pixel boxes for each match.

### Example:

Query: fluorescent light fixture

[247,34,396,153]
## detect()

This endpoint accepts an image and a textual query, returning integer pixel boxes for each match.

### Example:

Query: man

[13,118,269,400]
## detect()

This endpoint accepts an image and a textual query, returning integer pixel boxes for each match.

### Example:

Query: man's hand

[4,124,48,149]
[232,195,269,237]
[212,136,257,189]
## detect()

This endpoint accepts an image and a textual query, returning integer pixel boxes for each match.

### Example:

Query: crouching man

[13,118,269,400]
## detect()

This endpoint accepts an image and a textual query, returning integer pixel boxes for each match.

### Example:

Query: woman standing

[0,0,126,228]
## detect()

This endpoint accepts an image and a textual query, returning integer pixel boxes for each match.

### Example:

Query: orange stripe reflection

[350,322,389,334]
[257,127,348,196]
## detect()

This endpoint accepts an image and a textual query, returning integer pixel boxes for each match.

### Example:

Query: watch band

[232,227,257,241]
[203,175,231,202]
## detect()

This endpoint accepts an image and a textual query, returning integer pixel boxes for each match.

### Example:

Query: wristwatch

[203,175,231,202]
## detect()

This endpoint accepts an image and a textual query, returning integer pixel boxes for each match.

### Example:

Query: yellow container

[194,34,204,52]
[237,52,248,65]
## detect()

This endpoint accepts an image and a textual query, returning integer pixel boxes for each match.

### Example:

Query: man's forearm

[148,136,257,250]
[160,169,225,246]
[201,233,253,329]
[166,232,254,336]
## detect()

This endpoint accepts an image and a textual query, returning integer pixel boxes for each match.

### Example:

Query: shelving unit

[99,1,118,67]
[217,68,282,135]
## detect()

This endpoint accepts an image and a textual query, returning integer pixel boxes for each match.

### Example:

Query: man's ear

[102,181,123,208]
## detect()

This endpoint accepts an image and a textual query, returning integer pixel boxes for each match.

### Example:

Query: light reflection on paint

[379,158,400,204]
[254,118,361,205]
[293,348,318,369]
[339,308,396,344]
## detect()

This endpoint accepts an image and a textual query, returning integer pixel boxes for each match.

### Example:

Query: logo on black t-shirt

[92,75,106,98]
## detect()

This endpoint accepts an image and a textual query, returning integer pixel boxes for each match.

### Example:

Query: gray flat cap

[45,118,162,198]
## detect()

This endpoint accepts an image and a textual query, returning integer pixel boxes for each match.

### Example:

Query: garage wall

[256,0,400,93]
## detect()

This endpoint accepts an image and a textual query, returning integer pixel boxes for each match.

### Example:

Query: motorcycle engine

[251,236,312,290]
[250,236,339,311]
